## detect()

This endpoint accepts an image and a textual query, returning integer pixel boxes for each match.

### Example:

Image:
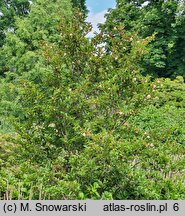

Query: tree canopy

[102,0,185,78]
[0,0,72,75]
[0,0,31,47]
[71,0,88,14]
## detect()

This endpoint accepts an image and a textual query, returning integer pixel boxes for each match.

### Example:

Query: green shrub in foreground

[0,11,185,200]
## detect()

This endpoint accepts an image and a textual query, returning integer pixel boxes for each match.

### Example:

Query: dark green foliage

[71,0,88,14]
[0,0,86,48]
[0,0,31,47]
[102,0,185,78]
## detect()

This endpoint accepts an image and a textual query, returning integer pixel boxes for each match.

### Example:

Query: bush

[0,11,185,200]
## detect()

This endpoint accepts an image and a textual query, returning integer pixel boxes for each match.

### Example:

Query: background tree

[71,0,88,14]
[0,0,31,47]
[0,0,72,76]
[0,0,90,76]
[102,0,185,78]
[0,0,87,49]
[0,0,72,132]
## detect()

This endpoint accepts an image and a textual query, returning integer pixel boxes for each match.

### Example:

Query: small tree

[14,10,151,158]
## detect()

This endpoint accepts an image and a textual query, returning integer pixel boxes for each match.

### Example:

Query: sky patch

[86,0,116,37]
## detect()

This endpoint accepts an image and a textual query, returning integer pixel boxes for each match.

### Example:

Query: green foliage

[0,0,86,48]
[102,0,185,78]
[68,130,185,199]
[0,0,31,47]
[0,1,185,200]
[13,10,150,153]
[152,76,185,108]
[71,0,88,14]
[0,75,22,133]
[0,0,72,75]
